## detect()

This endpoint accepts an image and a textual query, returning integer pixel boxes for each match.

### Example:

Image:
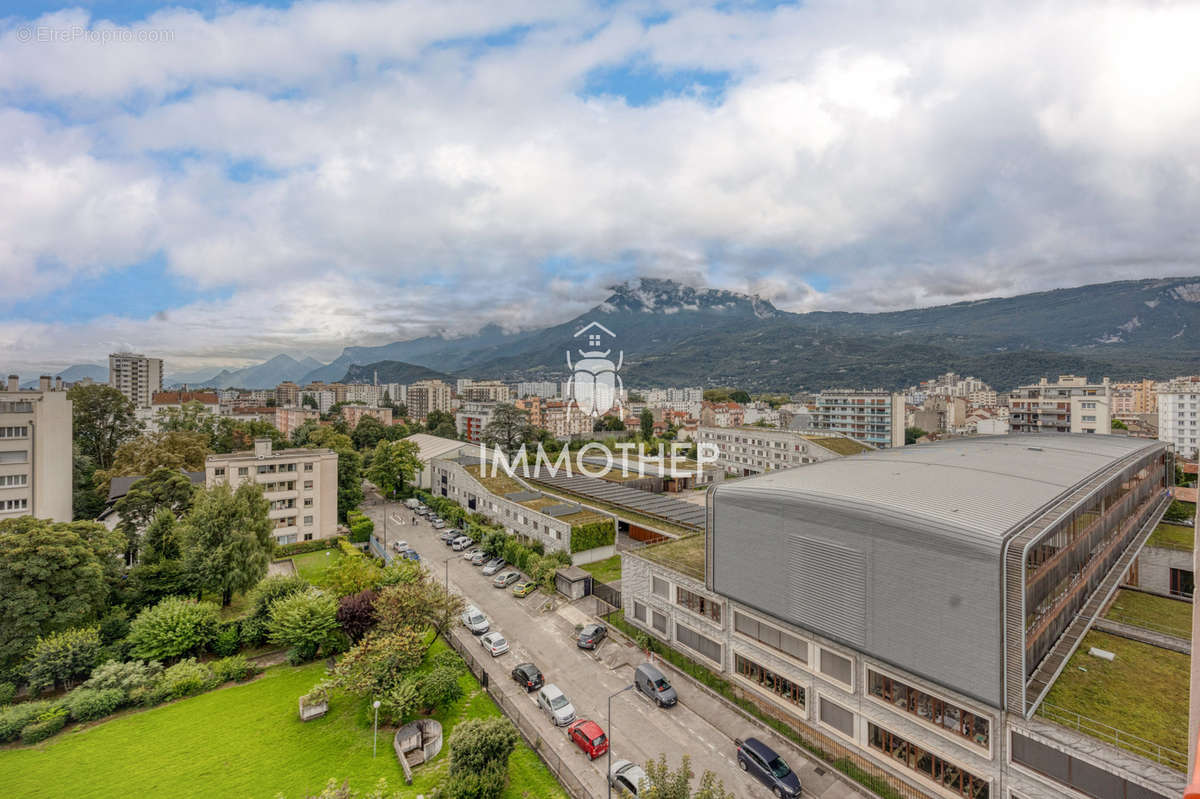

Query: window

[303,515,313,525]
[0,426,28,438]
[214,467,226,477]
[676,586,721,623]
[1,498,28,512]
[1171,568,1194,599]
[735,654,805,708]
[676,622,721,663]
[304,498,313,508]
[868,671,989,748]
[0,451,27,464]
[304,463,313,471]
[0,474,27,487]
[1010,732,1157,799]
[869,724,989,798]
[652,611,668,635]
[819,697,855,737]
[819,649,852,686]
[633,602,647,623]
[652,576,669,598]
[304,480,313,489]
[733,612,807,663]
[304,533,313,541]
[238,467,248,476]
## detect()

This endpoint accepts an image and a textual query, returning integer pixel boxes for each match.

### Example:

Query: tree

[1111,418,1129,431]
[332,628,425,695]
[418,665,463,713]
[352,415,389,451]
[141,507,183,564]
[375,580,465,652]
[309,427,363,521]
[22,626,103,693]
[905,426,928,445]
[336,589,379,643]
[112,467,198,564]
[73,445,107,521]
[0,518,124,670]
[302,394,319,410]
[481,404,533,454]
[728,390,751,404]
[180,482,273,606]
[241,574,310,644]
[447,716,518,778]
[641,754,733,799]
[268,588,340,661]
[127,596,220,661]
[124,560,195,611]
[1164,500,1193,524]
[68,384,140,470]
[367,439,421,497]
[640,409,655,440]
[95,431,211,496]
[425,410,455,433]
[155,401,219,439]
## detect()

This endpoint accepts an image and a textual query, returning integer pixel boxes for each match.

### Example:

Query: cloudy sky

[2,0,1199,376]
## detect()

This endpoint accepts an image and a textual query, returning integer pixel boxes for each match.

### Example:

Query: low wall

[571,544,616,566]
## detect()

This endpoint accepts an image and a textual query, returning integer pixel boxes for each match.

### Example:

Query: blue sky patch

[580,59,732,107]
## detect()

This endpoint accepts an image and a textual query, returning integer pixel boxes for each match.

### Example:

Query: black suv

[577,623,607,649]
[511,662,544,691]
[736,737,801,798]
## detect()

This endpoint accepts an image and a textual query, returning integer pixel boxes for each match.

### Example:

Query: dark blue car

[736,737,801,797]
[401,548,420,561]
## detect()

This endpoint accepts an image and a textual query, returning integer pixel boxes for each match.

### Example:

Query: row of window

[735,653,805,708]
[0,474,27,487]
[868,724,989,798]
[734,611,809,664]
[675,622,721,663]
[676,586,721,623]
[1,498,28,512]
[868,671,989,748]
[0,426,28,438]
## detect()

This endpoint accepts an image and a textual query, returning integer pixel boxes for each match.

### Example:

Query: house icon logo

[566,321,623,417]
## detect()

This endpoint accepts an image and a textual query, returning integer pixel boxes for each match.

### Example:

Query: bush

[20,706,68,744]
[211,622,242,657]
[444,762,506,799]
[448,717,519,777]
[23,626,104,694]
[123,559,195,611]
[276,536,343,558]
[141,658,218,705]
[268,589,340,662]
[336,589,378,643]
[128,597,220,661]
[0,700,53,742]
[430,650,465,673]
[0,681,15,706]
[418,666,463,712]
[242,575,310,646]
[65,687,125,722]
[83,659,163,698]
[211,654,257,683]
[1164,499,1193,523]
[569,519,615,553]
[98,607,131,645]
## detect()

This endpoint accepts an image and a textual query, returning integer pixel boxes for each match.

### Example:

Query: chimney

[7,375,17,392]
[39,375,51,392]
[254,438,273,459]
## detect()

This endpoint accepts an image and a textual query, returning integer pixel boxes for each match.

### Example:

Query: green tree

[640,408,655,440]
[22,626,103,693]
[95,431,211,497]
[68,383,140,470]
[141,507,182,564]
[1164,500,1193,523]
[1111,418,1128,431]
[367,439,421,497]
[447,716,518,779]
[332,628,425,695]
[352,415,389,451]
[728,389,751,404]
[0,518,123,670]
[641,754,733,799]
[112,467,198,564]
[154,401,219,439]
[268,588,340,661]
[72,445,106,521]
[180,482,273,606]
[309,428,363,521]
[127,596,220,661]
[905,426,928,445]
[302,394,319,410]
[481,404,533,454]
[418,665,463,712]
[424,410,455,433]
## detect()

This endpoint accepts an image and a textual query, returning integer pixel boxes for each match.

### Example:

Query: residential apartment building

[141,390,220,432]
[299,389,335,414]
[456,401,497,443]
[700,401,745,428]
[543,400,590,438]
[345,384,383,406]
[341,405,392,428]
[407,379,453,420]
[814,390,905,448]
[0,375,72,522]
[514,397,544,428]
[380,383,406,407]
[1113,379,1158,416]
[1009,376,1113,435]
[274,381,301,408]
[458,379,511,403]
[205,438,338,546]
[108,352,163,408]
[622,435,1177,799]
[275,407,320,439]
[516,381,559,399]
[968,390,999,408]
[1157,377,1200,459]
[696,426,869,476]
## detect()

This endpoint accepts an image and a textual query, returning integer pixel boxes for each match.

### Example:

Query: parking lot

[364,497,867,799]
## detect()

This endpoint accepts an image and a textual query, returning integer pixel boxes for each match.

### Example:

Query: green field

[0,643,566,799]
[289,549,344,583]
[579,554,621,584]
[1104,589,1192,639]
[1147,522,1194,550]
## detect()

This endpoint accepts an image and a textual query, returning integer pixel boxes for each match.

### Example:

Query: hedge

[569,519,615,553]
[276,536,344,557]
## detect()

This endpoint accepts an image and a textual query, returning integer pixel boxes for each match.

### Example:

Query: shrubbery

[211,622,242,657]
[242,575,310,645]
[82,659,162,697]
[137,658,218,705]
[336,589,378,643]
[0,700,53,742]
[23,626,104,694]
[0,681,15,706]
[65,687,125,722]
[127,597,220,661]
[276,536,343,558]
[444,717,518,799]
[346,511,374,544]
[20,706,68,744]
[417,666,463,713]
[211,654,257,683]
[569,519,615,553]
[268,589,340,662]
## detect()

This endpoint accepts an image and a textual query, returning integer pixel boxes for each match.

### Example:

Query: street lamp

[443,555,452,591]
[372,699,381,758]
[607,683,636,799]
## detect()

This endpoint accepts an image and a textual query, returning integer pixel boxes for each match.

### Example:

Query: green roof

[1147,522,1193,550]
[465,463,607,527]
[633,534,706,581]
[802,435,871,456]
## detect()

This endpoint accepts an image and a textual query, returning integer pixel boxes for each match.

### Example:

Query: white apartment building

[1158,377,1200,458]
[455,401,497,443]
[813,390,905,448]
[516,382,559,399]
[299,389,335,414]
[408,379,453,420]
[968,389,999,407]
[696,426,867,476]
[108,352,163,408]
[1070,395,1113,435]
[458,379,511,403]
[0,375,72,522]
[644,386,705,404]
[205,438,339,545]
[345,384,384,406]
[1009,375,1113,435]
[380,383,406,407]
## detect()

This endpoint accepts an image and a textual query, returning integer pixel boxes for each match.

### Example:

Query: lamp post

[607,683,635,799]
[443,555,452,591]
[372,699,381,757]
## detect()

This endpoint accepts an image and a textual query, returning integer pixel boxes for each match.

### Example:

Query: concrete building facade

[1009,376,1113,435]
[1157,377,1200,459]
[814,390,905,448]
[108,352,163,408]
[205,438,338,546]
[274,407,320,439]
[408,379,453,421]
[0,375,72,522]
[456,401,497,443]
[695,426,866,476]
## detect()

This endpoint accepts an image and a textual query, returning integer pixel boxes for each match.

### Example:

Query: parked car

[471,551,489,566]
[479,631,510,657]
[511,662,544,691]
[439,530,458,543]
[481,558,506,576]
[736,737,802,798]
[634,663,677,707]
[401,548,420,561]
[493,571,521,588]
[536,684,577,726]
[460,605,490,635]
[609,760,648,796]
[405,498,420,510]
[512,579,537,597]
[452,536,474,551]
[462,547,482,560]
[577,623,607,650]
[566,719,608,760]
[391,539,409,552]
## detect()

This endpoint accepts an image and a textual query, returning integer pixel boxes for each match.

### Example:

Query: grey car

[493,570,521,588]
[481,558,506,576]
[609,760,648,796]
[471,551,489,566]
[536,683,576,726]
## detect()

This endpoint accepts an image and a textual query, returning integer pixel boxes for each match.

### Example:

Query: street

[364,497,866,799]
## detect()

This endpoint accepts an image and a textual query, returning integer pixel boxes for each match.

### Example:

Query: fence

[592,579,621,611]
[445,630,596,799]
[1038,702,1188,772]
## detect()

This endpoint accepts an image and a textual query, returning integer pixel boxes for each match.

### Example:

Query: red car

[566,719,609,760]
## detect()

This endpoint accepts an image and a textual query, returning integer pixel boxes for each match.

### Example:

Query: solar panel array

[542,503,584,518]
[526,472,706,529]
[504,490,542,502]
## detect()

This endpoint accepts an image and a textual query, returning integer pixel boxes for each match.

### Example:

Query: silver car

[481,558,506,576]
[452,536,474,551]
[479,631,509,657]
[536,683,576,726]
[471,551,488,566]
[609,760,648,796]
[462,547,482,560]
[460,605,490,635]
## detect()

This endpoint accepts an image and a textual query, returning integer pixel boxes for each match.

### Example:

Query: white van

[405,498,421,510]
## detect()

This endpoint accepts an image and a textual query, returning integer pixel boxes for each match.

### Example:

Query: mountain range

[138,275,1200,392]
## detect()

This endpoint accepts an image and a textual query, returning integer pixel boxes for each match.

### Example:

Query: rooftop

[632,534,706,581]
[1146,522,1193,551]
[712,434,1165,551]
[404,433,469,463]
[462,462,608,527]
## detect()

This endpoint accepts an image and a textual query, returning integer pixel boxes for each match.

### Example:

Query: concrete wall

[571,543,615,566]
[1131,544,1194,598]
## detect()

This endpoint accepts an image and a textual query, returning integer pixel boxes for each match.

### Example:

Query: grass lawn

[1041,630,1189,761]
[580,554,622,584]
[290,549,344,583]
[635,534,706,581]
[1147,522,1194,550]
[0,640,566,799]
[1104,589,1192,639]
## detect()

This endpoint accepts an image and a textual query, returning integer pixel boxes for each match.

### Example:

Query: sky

[2,0,1200,376]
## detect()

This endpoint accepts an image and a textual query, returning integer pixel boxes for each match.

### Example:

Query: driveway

[392,504,869,799]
